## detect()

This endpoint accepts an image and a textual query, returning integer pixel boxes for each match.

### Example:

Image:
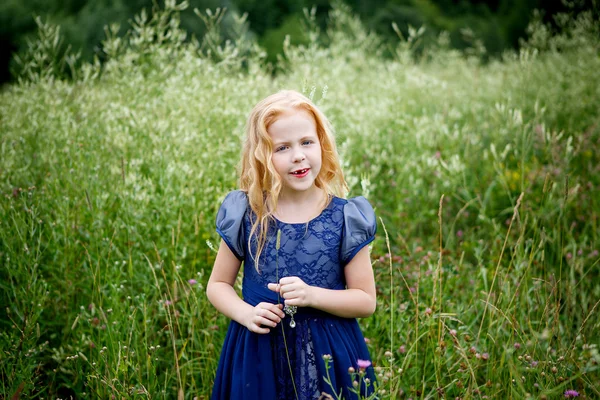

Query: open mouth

[290,168,309,176]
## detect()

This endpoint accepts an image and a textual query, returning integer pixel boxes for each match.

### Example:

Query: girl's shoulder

[215,190,249,260]
[332,196,375,219]
[336,196,377,264]
[220,190,249,207]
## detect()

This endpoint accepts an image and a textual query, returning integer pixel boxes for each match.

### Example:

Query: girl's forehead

[268,109,317,137]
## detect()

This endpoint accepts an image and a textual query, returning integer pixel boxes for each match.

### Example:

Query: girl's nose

[293,150,306,162]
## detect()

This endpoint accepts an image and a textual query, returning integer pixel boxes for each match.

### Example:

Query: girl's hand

[267,277,314,308]
[244,302,285,334]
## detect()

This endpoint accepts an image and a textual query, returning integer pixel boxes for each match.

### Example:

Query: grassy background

[1,2,599,398]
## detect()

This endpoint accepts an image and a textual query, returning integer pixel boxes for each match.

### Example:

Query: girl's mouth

[290,168,309,178]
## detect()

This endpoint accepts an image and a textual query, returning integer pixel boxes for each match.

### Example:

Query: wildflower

[322,354,332,361]
[364,337,371,344]
[456,230,463,238]
[469,346,477,354]
[564,390,579,398]
[357,359,371,369]
[348,366,355,374]
[514,342,521,350]
[164,300,172,306]
[590,250,599,258]
[188,279,198,285]
[482,353,489,361]
[425,307,432,316]
[566,253,572,260]
[384,350,393,358]
[449,329,457,337]
[399,345,406,354]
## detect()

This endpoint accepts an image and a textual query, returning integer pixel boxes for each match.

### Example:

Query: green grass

[1,2,599,398]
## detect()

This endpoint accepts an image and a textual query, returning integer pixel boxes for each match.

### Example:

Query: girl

[207,90,377,399]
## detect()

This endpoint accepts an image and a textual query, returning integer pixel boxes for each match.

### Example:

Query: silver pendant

[284,305,297,328]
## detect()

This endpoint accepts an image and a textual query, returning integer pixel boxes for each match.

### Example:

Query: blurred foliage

[1,0,599,84]
[1,0,600,397]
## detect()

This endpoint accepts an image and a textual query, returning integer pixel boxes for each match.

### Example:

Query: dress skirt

[211,280,377,400]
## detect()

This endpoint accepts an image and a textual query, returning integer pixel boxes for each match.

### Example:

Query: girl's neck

[273,186,328,224]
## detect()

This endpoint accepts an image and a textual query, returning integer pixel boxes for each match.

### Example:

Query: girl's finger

[263,311,281,323]
[279,276,297,285]
[255,316,275,328]
[253,325,270,334]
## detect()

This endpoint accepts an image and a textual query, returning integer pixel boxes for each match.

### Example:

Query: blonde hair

[239,90,348,271]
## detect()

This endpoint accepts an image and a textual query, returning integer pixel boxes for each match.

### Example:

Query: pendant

[283,305,297,328]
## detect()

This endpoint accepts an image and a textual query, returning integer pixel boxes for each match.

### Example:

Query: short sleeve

[341,197,376,264]
[216,190,248,260]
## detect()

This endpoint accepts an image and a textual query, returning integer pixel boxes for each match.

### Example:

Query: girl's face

[267,108,322,198]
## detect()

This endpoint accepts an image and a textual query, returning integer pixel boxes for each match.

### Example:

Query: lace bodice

[216,190,376,289]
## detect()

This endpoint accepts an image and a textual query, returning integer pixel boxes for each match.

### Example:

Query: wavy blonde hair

[239,90,348,271]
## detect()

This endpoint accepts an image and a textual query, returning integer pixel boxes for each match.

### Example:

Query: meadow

[1,1,599,398]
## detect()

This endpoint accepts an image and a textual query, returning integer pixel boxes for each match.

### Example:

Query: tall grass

[1,1,599,398]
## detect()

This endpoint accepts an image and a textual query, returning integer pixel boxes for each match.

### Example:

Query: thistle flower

[357,359,371,369]
[564,390,579,398]
[188,279,198,285]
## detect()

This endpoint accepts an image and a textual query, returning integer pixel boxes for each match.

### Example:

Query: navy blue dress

[211,190,377,400]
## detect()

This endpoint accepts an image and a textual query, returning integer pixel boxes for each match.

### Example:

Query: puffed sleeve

[215,190,248,261]
[341,197,377,265]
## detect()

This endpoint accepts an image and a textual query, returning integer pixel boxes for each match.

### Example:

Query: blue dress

[211,190,377,400]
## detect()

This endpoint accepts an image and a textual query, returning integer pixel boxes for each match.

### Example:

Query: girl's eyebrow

[272,135,317,145]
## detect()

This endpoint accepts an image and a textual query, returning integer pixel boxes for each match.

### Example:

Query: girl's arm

[267,246,376,318]
[207,240,285,334]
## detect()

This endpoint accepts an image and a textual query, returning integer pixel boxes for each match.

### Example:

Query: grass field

[1,2,599,398]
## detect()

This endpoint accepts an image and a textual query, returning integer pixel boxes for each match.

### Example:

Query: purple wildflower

[357,359,371,369]
[456,230,463,238]
[188,279,198,285]
[564,390,579,398]
[514,342,521,350]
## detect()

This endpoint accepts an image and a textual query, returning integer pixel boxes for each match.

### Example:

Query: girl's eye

[275,146,288,152]
[302,140,313,146]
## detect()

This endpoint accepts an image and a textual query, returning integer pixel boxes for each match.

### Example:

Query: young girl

[207,90,377,399]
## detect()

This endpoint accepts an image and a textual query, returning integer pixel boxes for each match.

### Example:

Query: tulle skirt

[211,280,377,400]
